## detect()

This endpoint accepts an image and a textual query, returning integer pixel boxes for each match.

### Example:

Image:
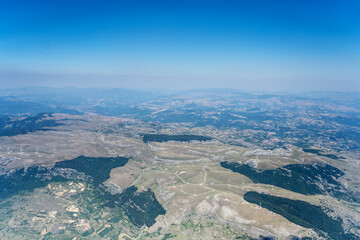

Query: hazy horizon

[0,73,359,93]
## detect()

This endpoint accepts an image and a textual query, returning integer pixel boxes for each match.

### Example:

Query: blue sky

[0,0,359,91]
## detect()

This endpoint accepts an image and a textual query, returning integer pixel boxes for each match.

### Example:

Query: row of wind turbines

[3,145,57,156]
